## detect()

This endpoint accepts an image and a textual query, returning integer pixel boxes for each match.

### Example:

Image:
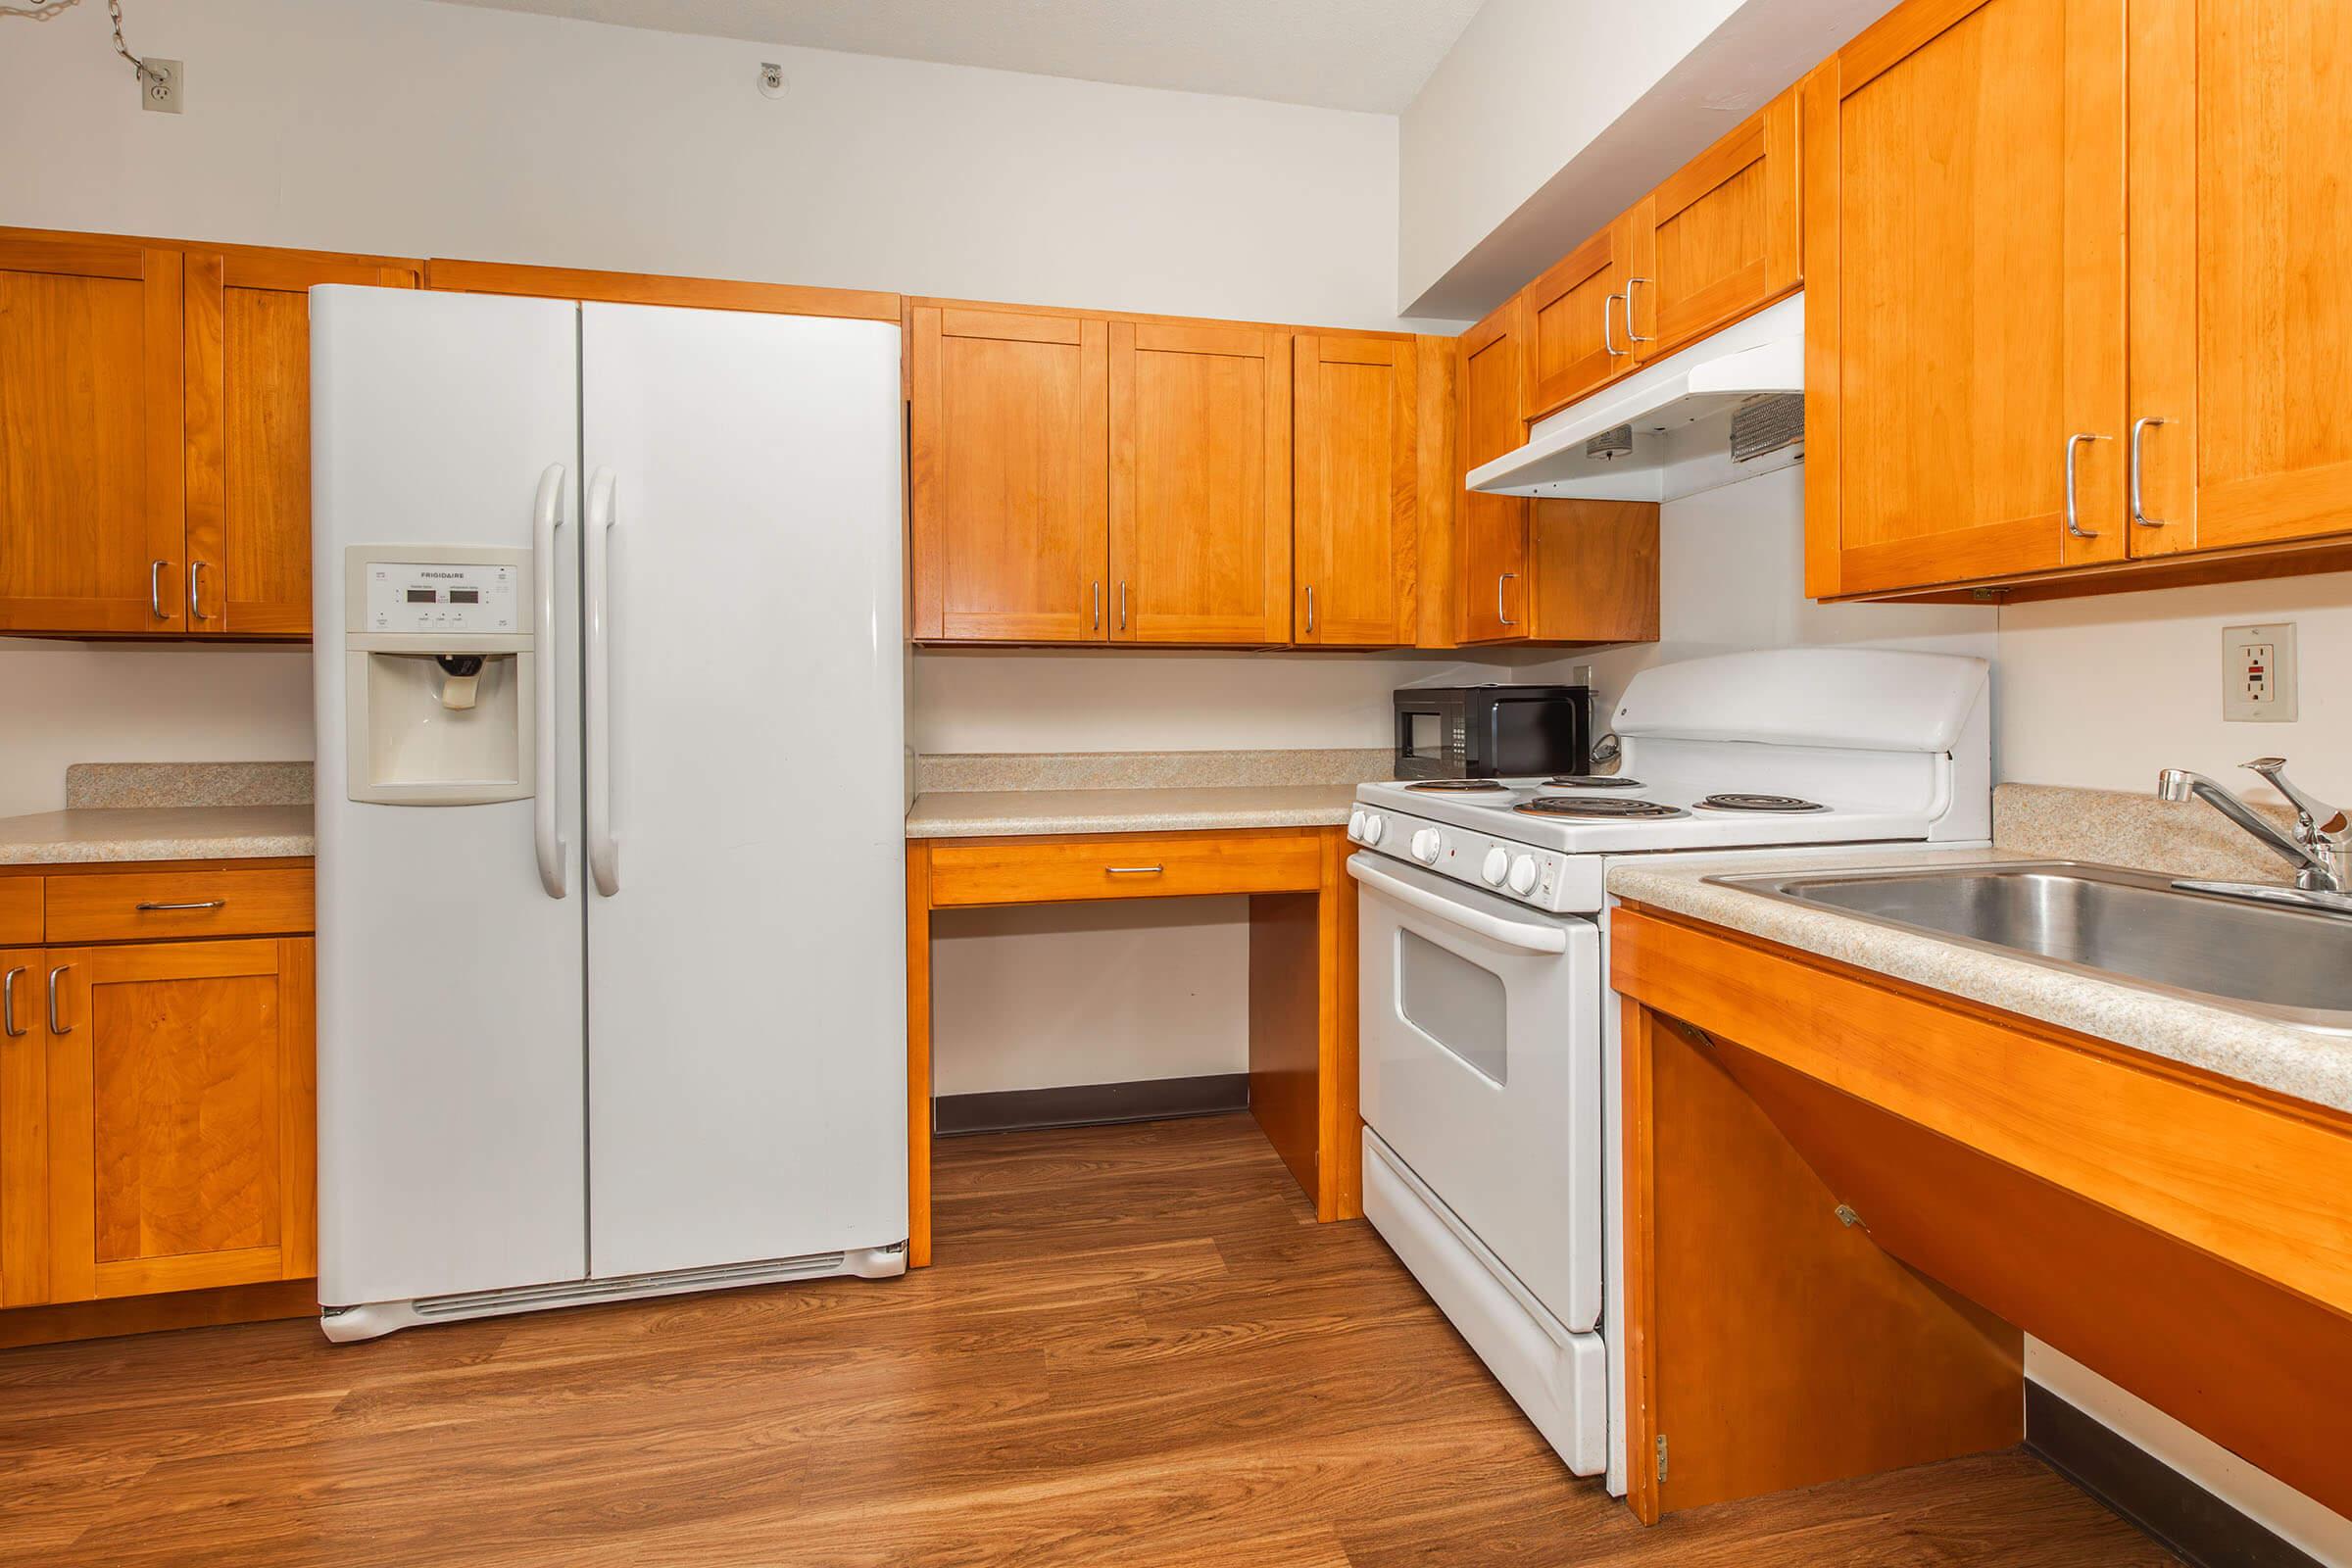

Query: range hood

[1467,292,1803,504]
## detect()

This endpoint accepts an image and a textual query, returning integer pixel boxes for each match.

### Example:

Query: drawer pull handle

[2,966,24,1040]
[48,964,72,1036]
[1105,865,1163,875]
[135,900,227,912]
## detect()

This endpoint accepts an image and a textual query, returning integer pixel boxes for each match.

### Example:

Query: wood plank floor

[0,1115,2176,1566]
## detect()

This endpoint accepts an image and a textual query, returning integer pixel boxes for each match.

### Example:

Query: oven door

[1348,852,1602,1333]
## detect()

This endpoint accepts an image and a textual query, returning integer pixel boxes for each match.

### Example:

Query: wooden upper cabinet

[1803,0,2128,598]
[184,247,419,637]
[1520,216,1635,422]
[1293,334,1416,646]
[909,306,1110,643]
[0,234,186,634]
[1627,87,1802,365]
[42,938,316,1304]
[1456,299,1531,643]
[1108,320,1292,645]
[2127,0,2352,560]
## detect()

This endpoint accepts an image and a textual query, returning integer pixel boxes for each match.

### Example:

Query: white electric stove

[1346,647,1992,1494]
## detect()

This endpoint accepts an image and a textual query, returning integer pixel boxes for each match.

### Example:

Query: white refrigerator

[310,286,908,1341]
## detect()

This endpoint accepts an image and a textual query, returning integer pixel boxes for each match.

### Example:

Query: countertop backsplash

[63,761,315,810]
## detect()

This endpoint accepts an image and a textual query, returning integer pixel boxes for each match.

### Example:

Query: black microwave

[1393,684,1592,780]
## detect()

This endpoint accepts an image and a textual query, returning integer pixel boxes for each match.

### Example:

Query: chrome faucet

[2157,758,2351,894]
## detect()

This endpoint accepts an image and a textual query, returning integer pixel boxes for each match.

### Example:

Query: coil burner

[1513,797,1688,820]
[1694,793,1828,813]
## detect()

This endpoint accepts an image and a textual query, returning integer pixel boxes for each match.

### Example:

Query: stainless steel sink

[1707,859,2352,1032]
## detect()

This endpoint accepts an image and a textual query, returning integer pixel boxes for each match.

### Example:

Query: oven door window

[1396,928,1507,1085]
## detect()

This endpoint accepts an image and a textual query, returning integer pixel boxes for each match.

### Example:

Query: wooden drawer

[44,868,315,942]
[0,877,39,945]
[926,832,1323,907]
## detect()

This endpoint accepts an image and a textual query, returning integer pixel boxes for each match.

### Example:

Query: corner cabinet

[1805,0,2352,600]
[0,227,421,640]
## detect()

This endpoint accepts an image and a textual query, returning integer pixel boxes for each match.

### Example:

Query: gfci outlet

[2223,621,2297,721]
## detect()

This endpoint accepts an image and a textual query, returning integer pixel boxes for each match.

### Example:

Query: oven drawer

[926,832,1322,907]
[45,868,317,942]
[1350,851,1603,1333]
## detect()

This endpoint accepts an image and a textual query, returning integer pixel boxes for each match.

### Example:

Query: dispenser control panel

[365,562,519,634]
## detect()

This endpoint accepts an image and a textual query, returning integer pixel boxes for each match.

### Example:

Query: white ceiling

[424,0,1488,114]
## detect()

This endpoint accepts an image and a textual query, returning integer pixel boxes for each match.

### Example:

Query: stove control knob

[1348,808,1367,842]
[1481,847,1510,886]
[1360,812,1386,847]
[1410,828,1444,865]
[1506,855,1541,896]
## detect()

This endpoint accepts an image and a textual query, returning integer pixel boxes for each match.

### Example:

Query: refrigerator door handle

[585,466,622,897]
[532,463,570,899]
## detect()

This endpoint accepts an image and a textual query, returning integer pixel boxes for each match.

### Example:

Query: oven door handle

[1347,854,1569,955]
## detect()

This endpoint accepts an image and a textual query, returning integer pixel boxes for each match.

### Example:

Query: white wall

[1998,572,2352,809]
[1522,466,1999,718]
[0,0,1421,817]
[913,649,1517,755]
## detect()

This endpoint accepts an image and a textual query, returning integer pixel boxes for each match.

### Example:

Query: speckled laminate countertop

[1607,847,2352,1115]
[0,806,317,866]
[906,783,1361,840]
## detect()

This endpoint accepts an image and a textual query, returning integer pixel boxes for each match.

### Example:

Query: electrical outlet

[139,58,184,114]
[2223,622,2297,721]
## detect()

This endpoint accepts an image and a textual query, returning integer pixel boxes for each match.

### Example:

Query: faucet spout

[2155,763,2343,893]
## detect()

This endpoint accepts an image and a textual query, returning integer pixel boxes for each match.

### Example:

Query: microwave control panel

[364,561,520,635]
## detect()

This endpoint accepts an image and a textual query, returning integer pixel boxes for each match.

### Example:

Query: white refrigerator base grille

[320,1245,906,1343]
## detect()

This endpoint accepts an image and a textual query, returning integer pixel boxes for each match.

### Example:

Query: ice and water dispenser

[342,547,537,805]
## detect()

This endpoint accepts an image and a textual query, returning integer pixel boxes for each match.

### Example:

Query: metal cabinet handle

[1304,584,1315,636]
[1092,580,1102,631]
[1497,571,1519,628]
[47,964,71,1036]
[1602,293,1628,358]
[2063,432,2110,539]
[1119,580,1128,632]
[135,900,225,911]
[188,561,215,622]
[149,560,170,621]
[2130,416,2169,528]
[1625,276,1655,344]
[2,967,24,1039]
[1105,865,1163,875]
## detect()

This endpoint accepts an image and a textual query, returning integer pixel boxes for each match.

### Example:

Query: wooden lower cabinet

[0,930,315,1314]
[47,937,316,1302]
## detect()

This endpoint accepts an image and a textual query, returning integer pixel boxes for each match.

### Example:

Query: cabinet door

[0,233,185,633]
[1804,0,2128,597]
[909,305,1109,642]
[1294,334,1416,647]
[43,939,315,1302]
[1520,216,1635,422]
[1628,88,1801,364]
[184,248,419,636]
[2127,0,2352,558]
[0,949,45,1307]
[1108,321,1292,645]
[1456,300,1530,643]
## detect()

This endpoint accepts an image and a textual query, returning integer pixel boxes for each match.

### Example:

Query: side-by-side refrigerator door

[312,286,588,1309]
[579,302,907,1280]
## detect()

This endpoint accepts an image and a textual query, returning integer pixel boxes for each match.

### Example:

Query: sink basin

[1707,860,2352,1032]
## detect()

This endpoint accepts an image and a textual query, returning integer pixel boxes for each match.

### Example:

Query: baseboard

[935,1073,1250,1136]
[2028,1382,2325,1568]
[0,1279,318,1350]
